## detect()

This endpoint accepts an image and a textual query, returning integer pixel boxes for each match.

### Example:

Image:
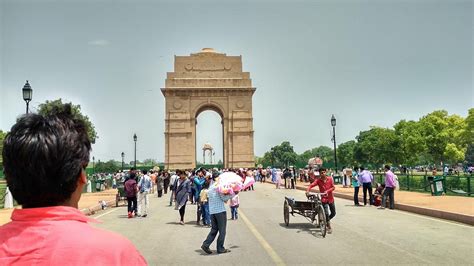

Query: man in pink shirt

[0,104,146,265]
[306,168,336,234]
[380,165,396,210]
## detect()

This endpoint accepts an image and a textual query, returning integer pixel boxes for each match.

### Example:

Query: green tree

[0,130,6,166]
[38,99,98,143]
[269,141,298,168]
[443,143,466,164]
[418,110,467,165]
[354,127,400,167]
[465,144,474,165]
[463,108,474,144]
[463,108,474,164]
[394,120,427,166]
[337,140,357,168]
[94,160,120,173]
[143,158,158,166]
[295,146,334,168]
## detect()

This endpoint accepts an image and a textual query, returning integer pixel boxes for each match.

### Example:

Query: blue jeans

[230,206,239,219]
[202,203,210,225]
[202,211,227,253]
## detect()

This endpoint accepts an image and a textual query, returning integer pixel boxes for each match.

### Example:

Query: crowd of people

[116,167,257,224]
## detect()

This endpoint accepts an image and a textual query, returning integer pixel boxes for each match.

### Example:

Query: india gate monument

[161,48,256,169]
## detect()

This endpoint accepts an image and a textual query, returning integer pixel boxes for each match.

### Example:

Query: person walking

[275,169,282,189]
[359,167,374,206]
[230,194,240,220]
[290,167,296,189]
[200,181,211,227]
[137,170,152,217]
[163,171,170,194]
[124,170,138,218]
[352,167,361,206]
[201,183,237,255]
[169,172,178,206]
[194,170,206,225]
[156,172,164,198]
[380,165,396,209]
[174,170,191,225]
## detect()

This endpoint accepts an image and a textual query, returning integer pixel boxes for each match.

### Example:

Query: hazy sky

[0,0,472,164]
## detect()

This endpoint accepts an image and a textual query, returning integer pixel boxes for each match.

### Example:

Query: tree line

[256,109,474,170]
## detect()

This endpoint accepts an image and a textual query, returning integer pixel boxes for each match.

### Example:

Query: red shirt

[0,206,146,265]
[308,176,335,203]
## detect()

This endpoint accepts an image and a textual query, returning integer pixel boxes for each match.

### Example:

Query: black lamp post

[22,80,33,114]
[121,152,125,171]
[133,134,137,168]
[92,156,95,174]
[331,114,338,173]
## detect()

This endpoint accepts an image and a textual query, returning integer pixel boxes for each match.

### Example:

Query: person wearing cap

[0,105,146,265]
[306,167,336,234]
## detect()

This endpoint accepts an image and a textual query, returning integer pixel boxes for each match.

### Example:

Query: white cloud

[87,39,109,46]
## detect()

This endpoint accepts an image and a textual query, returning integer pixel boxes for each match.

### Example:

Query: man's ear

[78,169,87,185]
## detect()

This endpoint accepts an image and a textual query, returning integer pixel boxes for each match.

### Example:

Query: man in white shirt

[169,172,178,206]
[137,170,152,217]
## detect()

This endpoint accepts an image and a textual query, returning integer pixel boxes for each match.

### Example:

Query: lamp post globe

[22,80,33,114]
[330,114,338,174]
[133,134,137,169]
[121,152,125,171]
[331,114,336,127]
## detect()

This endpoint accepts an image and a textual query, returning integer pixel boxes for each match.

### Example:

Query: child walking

[200,182,211,227]
[230,194,240,220]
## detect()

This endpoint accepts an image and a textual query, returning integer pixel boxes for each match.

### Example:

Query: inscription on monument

[184,62,232,71]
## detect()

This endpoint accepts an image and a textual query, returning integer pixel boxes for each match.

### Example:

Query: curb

[264,180,474,226]
[81,199,117,216]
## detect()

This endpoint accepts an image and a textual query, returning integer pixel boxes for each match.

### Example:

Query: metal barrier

[374,173,473,196]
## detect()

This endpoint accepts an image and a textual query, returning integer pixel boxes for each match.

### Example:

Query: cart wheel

[116,194,119,207]
[284,200,290,226]
[317,205,327,238]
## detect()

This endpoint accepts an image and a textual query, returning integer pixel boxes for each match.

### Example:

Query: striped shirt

[208,185,233,215]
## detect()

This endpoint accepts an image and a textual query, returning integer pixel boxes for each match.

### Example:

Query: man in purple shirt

[358,167,374,205]
[380,165,396,209]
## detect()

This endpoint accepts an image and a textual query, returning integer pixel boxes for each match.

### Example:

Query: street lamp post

[121,152,125,171]
[22,80,33,114]
[331,114,338,173]
[92,156,95,174]
[133,134,137,169]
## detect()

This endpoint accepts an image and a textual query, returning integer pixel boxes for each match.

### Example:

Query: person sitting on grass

[0,105,146,265]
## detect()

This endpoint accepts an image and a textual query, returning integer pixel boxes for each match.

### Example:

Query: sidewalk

[0,189,117,226]
[281,180,474,225]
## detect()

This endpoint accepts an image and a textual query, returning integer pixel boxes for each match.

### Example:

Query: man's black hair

[384,165,391,170]
[2,104,91,208]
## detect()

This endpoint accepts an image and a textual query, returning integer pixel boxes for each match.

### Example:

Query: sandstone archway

[162,48,256,169]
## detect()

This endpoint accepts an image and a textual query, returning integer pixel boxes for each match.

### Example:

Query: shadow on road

[279,222,325,238]
[194,245,240,256]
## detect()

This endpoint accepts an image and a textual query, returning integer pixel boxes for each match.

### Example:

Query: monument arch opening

[195,109,224,166]
[162,48,255,169]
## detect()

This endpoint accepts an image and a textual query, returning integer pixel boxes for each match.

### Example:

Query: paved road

[93,183,474,265]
